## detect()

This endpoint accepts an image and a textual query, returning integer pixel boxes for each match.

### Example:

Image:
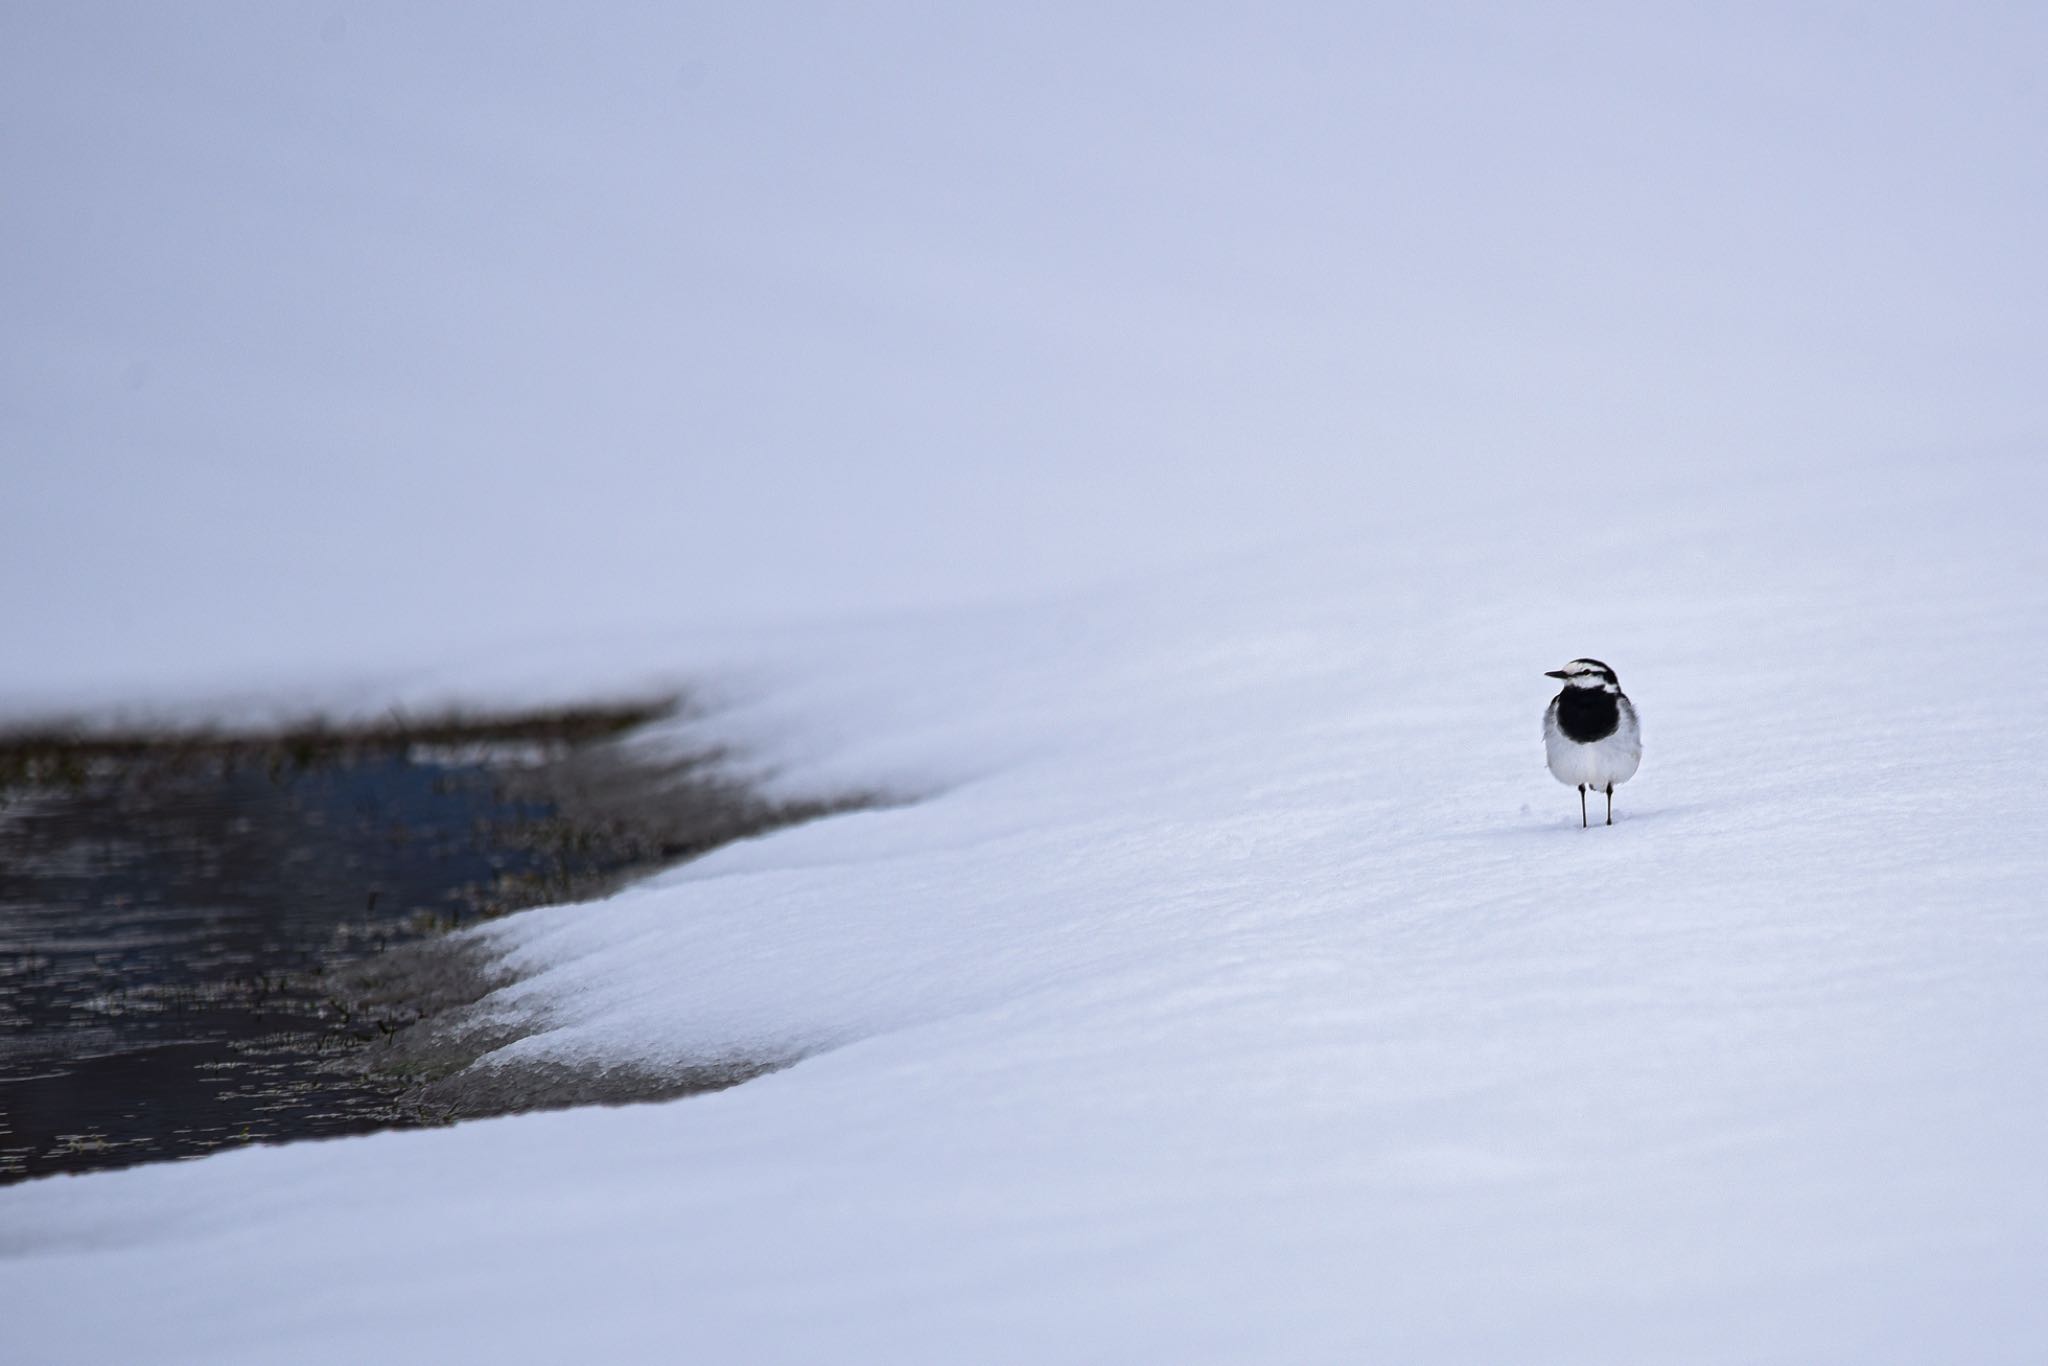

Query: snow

[6,4,2048,1361]
[5,453,2047,1363]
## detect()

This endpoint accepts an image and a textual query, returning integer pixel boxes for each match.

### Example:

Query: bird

[1542,658,1642,828]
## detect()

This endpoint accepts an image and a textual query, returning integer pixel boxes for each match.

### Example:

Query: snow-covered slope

[5,454,2044,1364]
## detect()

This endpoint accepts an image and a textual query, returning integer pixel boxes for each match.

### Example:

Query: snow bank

[4,454,2044,1364]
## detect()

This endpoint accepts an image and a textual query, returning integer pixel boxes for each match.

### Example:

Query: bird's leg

[1605,783,1613,826]
[1578,784,1587,829]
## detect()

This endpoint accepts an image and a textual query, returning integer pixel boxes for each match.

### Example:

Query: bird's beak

[1544,669,1569,679]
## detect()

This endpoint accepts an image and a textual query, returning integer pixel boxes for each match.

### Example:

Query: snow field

[5,457,2044,1363]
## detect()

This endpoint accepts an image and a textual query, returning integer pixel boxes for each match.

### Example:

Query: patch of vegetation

[0,698,679,789]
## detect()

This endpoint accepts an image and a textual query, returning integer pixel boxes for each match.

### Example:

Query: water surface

[0,749,612,1182]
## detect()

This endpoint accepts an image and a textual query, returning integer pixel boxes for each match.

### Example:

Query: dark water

[0,752,606,1183]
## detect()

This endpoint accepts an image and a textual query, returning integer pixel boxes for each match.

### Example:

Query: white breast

[1543,696,1642,789]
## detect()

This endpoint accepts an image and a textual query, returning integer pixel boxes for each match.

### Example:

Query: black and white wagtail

[1542,658,1641,827]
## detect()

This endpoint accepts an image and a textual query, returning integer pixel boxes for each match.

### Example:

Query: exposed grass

[0,698,680,788]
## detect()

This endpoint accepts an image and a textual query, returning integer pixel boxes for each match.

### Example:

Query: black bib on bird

[1556,688,1620,743]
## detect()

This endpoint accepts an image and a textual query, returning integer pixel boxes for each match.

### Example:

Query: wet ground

[0,707,856,1185]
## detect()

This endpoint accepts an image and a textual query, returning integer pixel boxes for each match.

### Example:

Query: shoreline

[0,700,872,1179]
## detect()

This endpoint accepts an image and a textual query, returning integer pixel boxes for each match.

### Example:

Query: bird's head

[1545,658,1620,691]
